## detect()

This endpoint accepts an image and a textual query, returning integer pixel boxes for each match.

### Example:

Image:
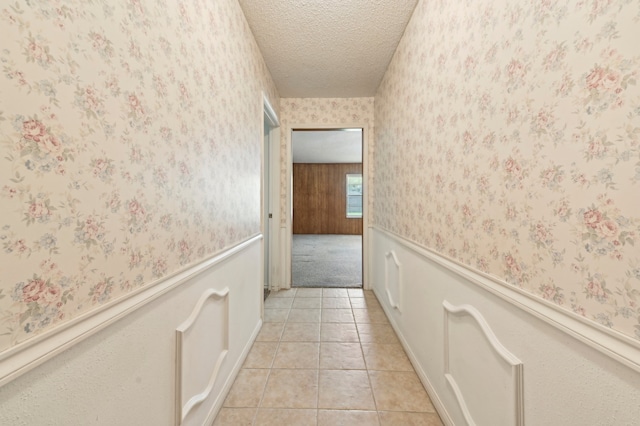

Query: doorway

[291,129,363,288]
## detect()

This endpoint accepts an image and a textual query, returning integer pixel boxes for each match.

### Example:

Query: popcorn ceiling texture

[238,0,418,98]
[0,0,278,351]
[374,0,640,340]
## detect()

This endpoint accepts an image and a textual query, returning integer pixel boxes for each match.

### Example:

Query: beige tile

[261,369,318,409]
[292,297,322,309]
[288,308,321,322]
[255,408,317,426]
[320,323,359,342]
[296,288,323,298]
[318,370,376,410]
[265,297,294,309]
[281,322,320,342]
[320,342,366,370]
[273,342,319,369]
[379,411,443,426]
[213,408,256,426]
[350,297,382,309]
[362,343,413,371]
[223,369,269,408]
[369,371,435,412]
[243,342,278,368]
[357,323,399,344]
[323,288,349,297]
[264,308,289,322]
[256,322,284,342]
[321,308,355,323]
[318,410,380,426]
[322,297,351,309]
[353,308,390,324]
[348,288,365,298]
[271,288,297,298]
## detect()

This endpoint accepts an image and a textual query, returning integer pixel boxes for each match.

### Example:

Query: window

[346,174,363,218]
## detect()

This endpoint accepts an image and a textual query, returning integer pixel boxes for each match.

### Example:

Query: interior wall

[0,0,278,422]
[0,239,262,426]
[0,0,277,354]
[374,0,640,341]
[279,98,375,227]
[371,228,640,425]
[293,163,363,235]
[279,98,374,289]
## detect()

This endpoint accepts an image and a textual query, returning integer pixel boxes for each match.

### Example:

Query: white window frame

[346,173,363,219]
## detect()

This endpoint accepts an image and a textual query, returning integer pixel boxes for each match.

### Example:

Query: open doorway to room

[291,129,363,288]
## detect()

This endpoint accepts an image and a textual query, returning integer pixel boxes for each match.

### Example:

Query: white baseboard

[204,318,262,426]
[372,286,455,426]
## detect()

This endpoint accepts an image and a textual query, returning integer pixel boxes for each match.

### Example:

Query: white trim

[384,250,402,311]
[373,225,640,374]
[371,286,454,426]
[283,122,371,289]
[443,301,521,365]
[443,375,476,426]
[262,92,280,292]
[263,93,279,127]
[443,300,524,426]
[176,288,230,425]
[203,319,262,425]
[0,235,262,388]
[268,126,281,290]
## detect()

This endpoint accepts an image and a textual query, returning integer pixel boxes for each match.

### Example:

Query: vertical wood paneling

[293,163,363,235]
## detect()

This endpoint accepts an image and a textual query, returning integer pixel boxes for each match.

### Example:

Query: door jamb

[262,93,280,293]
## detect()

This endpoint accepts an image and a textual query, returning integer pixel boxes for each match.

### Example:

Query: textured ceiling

[293,130,362,163]
[238,0,419,98]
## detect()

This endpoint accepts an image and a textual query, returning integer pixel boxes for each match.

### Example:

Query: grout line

[251,298,291,424]
[244,287,431,425]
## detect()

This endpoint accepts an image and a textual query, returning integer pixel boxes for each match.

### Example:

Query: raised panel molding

[0,235,260,388]
[176,288,230,426]
[373,225,640,374]
[384,250,402,311]
[443,300,524,426]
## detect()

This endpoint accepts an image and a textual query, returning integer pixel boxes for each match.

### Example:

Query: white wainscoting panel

[0,236,261,388]
[176,288,230,426]
[384,250,402,311]
[370,226,640,426]
[443,301,524,426]
[0,236,263,426]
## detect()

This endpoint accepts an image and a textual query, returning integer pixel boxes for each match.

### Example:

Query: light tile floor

[214,288,443,426]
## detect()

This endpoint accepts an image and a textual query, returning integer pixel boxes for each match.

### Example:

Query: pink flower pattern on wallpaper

[279,98,375,226]
[374,0,640,339]
[0,0,278,350]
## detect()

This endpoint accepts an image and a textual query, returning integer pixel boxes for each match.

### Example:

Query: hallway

[214,288,442,425]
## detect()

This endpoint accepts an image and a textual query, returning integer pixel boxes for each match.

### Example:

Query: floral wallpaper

[0,0,278,351]
[279,98,375,226]
[374,0,640,340]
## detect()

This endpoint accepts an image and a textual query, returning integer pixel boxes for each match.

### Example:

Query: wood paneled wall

[293,163,363,235]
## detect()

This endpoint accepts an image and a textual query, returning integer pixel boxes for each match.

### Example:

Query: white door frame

[282,123,370,290]
[262,93,280,293]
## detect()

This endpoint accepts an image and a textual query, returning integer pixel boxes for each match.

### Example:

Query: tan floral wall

[374,0,640,340]
[0,0,278,351]
[279,98,375,226]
